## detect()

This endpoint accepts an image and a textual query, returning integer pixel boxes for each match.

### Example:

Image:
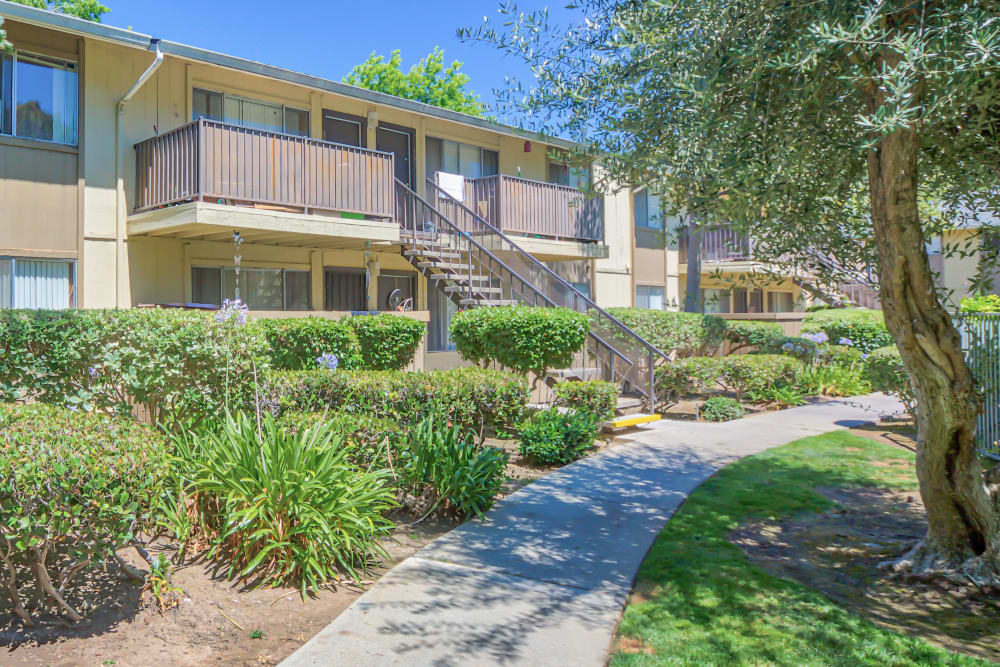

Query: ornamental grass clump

[167,411,396,595]
[0,404,168,625]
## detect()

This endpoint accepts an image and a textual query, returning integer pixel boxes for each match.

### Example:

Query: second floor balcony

[679,225,753,264]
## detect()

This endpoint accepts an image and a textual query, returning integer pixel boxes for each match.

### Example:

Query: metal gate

[955,312,1000,457]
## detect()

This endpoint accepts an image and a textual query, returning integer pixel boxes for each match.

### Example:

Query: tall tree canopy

[344,47,486,117]
[466,0,1000,583]
[9,0,109,22]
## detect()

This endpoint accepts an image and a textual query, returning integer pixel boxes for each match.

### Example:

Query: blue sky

[101,0,579,116]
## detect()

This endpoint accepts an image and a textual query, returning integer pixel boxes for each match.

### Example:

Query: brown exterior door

[323,111,366,147]
[376,122,415,188]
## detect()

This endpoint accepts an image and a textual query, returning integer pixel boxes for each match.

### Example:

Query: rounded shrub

[450,306,589,377]
[255,317,362,370]
[0,404,169,623]
[959,294,1000,313]
[605,308,727,357]
[717,354,804,398]
[817,343,865,368]
[517,408,599,465]
[802,308,893,353]
[700,396,745,422]
[346,313,426,370]
[553,380,618,421]
[654,357,725,404]
[725,320,784,352]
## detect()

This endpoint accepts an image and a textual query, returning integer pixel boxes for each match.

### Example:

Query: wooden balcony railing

[679,225,752,263]
[133,118,396,219]
[461,174,604,243]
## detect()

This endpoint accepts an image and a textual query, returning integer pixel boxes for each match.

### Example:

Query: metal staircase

[394,178,668,407]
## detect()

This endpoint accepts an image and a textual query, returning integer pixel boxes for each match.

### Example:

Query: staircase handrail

[424,178,669,361]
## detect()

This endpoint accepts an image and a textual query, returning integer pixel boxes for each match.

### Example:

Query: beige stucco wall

[592,176,634,308]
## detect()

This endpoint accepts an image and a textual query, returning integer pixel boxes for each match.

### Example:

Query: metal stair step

[444,285,502,294]
[547,367,601,379]
[418,261,469,270]
[429,274,491,283]
[404,249,464,259]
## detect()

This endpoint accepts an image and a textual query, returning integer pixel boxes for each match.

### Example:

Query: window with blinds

[0,258,74,308]
[192,88,309,137]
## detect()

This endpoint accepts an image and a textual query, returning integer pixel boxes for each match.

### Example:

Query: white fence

[955,312,1000,457]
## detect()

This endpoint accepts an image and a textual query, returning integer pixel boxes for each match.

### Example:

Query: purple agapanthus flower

[88,366,98,380]
[316,353,340,371]
[801,331,828,344]
[838,337,853,347]
[215,298,249,326]
[860,353,869,360]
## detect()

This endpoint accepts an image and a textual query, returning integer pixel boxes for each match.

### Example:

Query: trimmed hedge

[517,408,598,465]
[605,308,727,357]
[264,367,528,435]
[654,354,804,403]
[553,380,618,421]
[959,294,1000,313]
[450,306,589,377]
[255,317,362,370]
[0,308,267,427]
[346,314,426,370]
[802,308,893,353]
[0,404,168,623]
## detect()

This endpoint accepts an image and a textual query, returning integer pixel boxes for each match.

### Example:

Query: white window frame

[0,256,77,308]
[4,50,79,146]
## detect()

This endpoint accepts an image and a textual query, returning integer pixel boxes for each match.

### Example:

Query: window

[192,88,309,137]
[191,267,309,310]
[636,285,665,310]
[548,158,590,190]
[732,288,764,313]
[767,291,795,313]
[571,281,591,299]
[428,286,458,351]
[0,258,75,308]
[377,272,416,311]
[634,190,664,230]
[0,52,78,145]
[324,269,366,311]
[701,288,731,314]
[425,136,499,180]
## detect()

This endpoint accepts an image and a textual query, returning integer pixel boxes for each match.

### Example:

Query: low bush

[725,320,784,352]
[605,308,727,357]
[0,404,168,623]
[802,308,893,353]
[817,343,865,368]
[959,294,1000,313]
[770,335,820,362]
[864,345,917,417]
[255,317,362,371]
[265,367,528,435]
[746,384,807,408]
[400,416,508,519]
[517,408,599,465]
[553,380,618,421]
[795,364,871,397]
[277,411,401,470]
[169,412,396,594]
[654,357,726,404]
[346,313,426,371]
[450,306,589,378]
[0,308,268,427]
[699,396,745,421]
[717,354,804,398]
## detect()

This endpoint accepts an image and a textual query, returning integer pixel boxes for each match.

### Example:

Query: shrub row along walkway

[282,394,905,667]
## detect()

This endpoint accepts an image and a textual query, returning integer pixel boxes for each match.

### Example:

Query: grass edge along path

[610,431,990,667]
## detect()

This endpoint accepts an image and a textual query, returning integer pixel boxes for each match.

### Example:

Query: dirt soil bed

[730,423,1000,663]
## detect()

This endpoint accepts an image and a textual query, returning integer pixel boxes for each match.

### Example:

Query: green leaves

[605,308,727,357]
[345,314,426,371]
[699,396,744,422]
[803,308,894,353]
[553,380,618,421]
[516,408,598,465]
[450,306,589,378]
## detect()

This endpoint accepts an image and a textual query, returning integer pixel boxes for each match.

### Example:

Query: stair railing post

[468,239,474,303]
[648,349,656,412]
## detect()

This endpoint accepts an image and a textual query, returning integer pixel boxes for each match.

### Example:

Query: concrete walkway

[282,394,904,667]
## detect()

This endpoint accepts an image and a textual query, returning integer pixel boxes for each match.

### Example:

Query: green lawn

[611,431,990,667]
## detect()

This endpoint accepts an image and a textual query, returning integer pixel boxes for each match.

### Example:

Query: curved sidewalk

[282,394,904,667]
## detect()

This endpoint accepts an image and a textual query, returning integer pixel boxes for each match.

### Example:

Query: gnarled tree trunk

[865,85,1000,583]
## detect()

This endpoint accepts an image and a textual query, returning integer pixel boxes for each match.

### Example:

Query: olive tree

[465,0,1000,582]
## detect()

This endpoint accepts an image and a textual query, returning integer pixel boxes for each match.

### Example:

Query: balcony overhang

[484,235,610,262]
[127,202,400,249]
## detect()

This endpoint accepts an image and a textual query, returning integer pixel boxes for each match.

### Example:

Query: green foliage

[276,411,401,470]
[255,317,362,371]
[517,408,599,464]
[960,294,1000,313]
[605,308,727,357]
[266,367,528,435]
[0,308,267,428]
[802,308,893,354]
[817,343,865,369]
[717,354,804,399]
[552,380,617,421]
[654,356,725,404]
[346,314,426,371]
[864,346,917,417]
[725,320,784,352]
[794,364,871,398]
[699,396,745,421]
[9,0,109,22]
[450,306,589,378]
[0,403,168,622]
[344,47,485,116]
[169,412,396,594]
[400,416,507,519]
[746,384,806,408]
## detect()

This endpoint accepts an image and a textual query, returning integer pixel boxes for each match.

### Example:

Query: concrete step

[458,299,520,307]
[547,367,601,380]
[615,396,644,416]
